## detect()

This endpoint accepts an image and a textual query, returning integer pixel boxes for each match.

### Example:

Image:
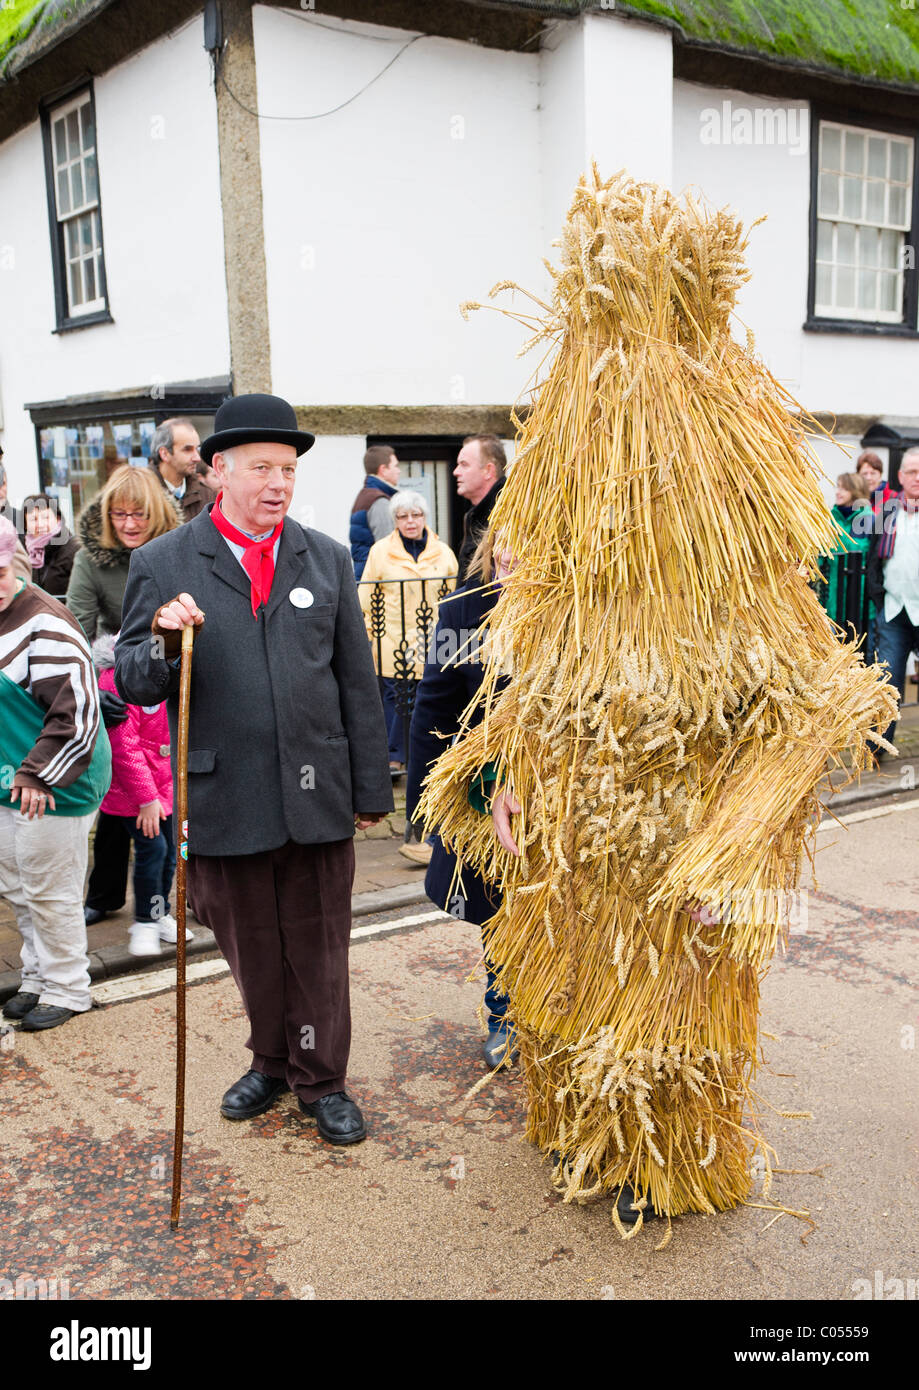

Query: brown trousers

[189,837,356,1103]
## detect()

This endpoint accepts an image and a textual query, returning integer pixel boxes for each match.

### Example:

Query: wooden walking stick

[170,623,195,1231]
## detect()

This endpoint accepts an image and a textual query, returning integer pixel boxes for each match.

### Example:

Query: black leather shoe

[299,1091,366,1145]
[2,992,40,1020]
[20,1004,76,1031]
[616,1182,657,1226]
[220,1069,288,1120]
[84,907,107,925]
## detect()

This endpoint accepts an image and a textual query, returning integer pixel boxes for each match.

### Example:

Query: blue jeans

[120,813,176,923]
[484,961,508,1027]
[875,607,919,743]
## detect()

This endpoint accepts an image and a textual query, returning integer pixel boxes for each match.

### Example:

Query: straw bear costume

[418,170,896,1233]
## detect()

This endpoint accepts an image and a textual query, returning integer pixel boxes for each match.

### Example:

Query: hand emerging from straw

[492,788,521,857]
[683,900,722,925]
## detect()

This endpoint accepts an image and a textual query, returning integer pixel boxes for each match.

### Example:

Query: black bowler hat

[199,393,315,464]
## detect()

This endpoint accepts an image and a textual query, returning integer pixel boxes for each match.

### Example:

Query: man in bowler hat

[115,394,394,1143]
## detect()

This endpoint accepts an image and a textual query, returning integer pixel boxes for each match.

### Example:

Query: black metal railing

[358,575,456,775]
[814,551,873,655]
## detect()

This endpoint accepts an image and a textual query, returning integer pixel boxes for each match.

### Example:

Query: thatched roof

[2,0,918,90]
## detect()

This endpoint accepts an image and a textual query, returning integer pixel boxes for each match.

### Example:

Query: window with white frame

[814,120,914,323]
[43,88,107,323]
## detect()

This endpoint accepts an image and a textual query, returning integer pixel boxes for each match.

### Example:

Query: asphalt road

[1,799,916,1303]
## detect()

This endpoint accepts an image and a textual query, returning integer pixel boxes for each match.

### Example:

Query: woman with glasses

[358,491,458,785]
[65,466,182,930]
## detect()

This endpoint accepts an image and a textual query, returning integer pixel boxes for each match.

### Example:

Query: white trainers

[128,922,162,957]
[156,913,194,944]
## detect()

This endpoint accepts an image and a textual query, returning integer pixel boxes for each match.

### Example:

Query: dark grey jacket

[114,507,394,856]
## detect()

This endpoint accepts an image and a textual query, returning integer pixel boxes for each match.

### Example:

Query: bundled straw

[418,168,897,1226]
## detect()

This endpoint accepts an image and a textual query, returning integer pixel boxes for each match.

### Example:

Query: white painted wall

[253,6,543,411]
[672,80,918,419]
[539,14,673,252]
[0,16,229,500]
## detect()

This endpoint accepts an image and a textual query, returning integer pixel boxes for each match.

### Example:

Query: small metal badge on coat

[289,588,314,609]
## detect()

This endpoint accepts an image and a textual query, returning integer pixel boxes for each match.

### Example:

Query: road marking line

[818,795,919,832]
[91,909,452,1004]
[91,957,229,1004]
[351,908,449,939]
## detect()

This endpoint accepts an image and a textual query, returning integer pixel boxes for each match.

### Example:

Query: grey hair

[901,447,919,470]
[390,489,427,522]
[218,446,237,474]
[151,417,195,466]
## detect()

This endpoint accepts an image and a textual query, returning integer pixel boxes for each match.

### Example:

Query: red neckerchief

[209,495,282,617]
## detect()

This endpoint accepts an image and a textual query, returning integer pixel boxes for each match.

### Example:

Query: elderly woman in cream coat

[358,491,458,780]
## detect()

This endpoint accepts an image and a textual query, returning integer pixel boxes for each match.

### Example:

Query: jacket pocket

[188,749,217,773]
[293,603,334,620]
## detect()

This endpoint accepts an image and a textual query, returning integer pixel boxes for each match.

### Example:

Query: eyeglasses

[398,512,425,520]
[110,511,149,523]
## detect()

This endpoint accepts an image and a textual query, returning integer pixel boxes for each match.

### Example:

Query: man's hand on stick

[153,594,205,659]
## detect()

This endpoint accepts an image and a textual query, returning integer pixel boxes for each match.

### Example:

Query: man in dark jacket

[115,394,394,1144]
[349,444,400,578]
[149,418,210,521]
[454,435,506,584]
[866,447,919,748]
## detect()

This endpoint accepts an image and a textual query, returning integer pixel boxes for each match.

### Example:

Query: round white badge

[289,587,315,609]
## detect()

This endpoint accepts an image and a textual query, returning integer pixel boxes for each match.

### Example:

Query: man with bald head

[867,446,919,750]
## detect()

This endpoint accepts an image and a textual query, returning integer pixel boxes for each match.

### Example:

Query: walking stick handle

[170,622,196,1231]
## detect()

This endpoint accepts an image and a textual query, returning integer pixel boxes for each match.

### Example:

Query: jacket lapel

[265,520,309,618]
[194,506,253,604]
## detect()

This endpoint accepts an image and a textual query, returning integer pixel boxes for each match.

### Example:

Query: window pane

[879,229,901,268]
[837,221,856,262]
[53,118,67,166]
[80,213,94,253]
[879,271,900,312]
[889,139,911,182]
[70,161,84,209]
[836,265,855,306]
[79,102,95,152]
[69,259,83,308]
[820,124,842,170]
[66,110,80,160]
[85,255,96,303]
[888,184,908,227]
[867,136,887,178]
[815,263,832,305]
[843,131,865,174]
[818,172,839,215]
[66,219,79,259]
[865,179,886,222]
[857,269,876,310]
[57,168,71,215]
[816,220,833,259]
[860,229,880,267]
[842,177,863,219]
[84,153,98,203]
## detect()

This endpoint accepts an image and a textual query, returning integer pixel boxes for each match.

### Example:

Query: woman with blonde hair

[66,465,182,642]
[66,465,182,930]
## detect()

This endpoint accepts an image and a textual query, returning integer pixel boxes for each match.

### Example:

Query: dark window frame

[40,76,113,334]
[806,102,919,339]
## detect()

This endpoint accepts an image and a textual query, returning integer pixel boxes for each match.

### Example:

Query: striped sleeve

[14,611,101,792]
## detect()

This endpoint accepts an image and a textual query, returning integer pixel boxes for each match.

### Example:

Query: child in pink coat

[91,634,191,957]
